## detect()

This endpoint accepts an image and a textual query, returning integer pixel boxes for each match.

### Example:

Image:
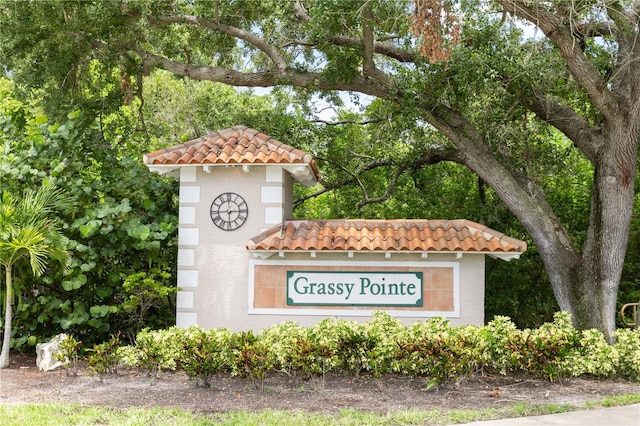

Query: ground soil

[1,353,639,416]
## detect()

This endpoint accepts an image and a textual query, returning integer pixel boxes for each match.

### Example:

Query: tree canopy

[1,0,639,342]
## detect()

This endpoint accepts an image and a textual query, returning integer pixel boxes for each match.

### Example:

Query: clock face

[210,192,249,231]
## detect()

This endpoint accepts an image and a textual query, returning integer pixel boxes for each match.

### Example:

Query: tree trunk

[493,0,640,344]
[507,121,637,343]
[428,105,638,343]
[568,124,637,343]
[0,265,13,368]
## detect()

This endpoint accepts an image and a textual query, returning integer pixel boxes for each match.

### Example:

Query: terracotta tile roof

[247,219,527,258]
[143,126,320,185]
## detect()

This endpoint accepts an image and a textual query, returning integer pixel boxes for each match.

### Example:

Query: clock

[210,192,249,231]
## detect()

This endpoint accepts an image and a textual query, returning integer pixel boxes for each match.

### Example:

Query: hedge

[67,312,640,388]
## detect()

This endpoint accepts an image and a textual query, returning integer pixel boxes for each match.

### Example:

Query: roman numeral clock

[210,192,248,231]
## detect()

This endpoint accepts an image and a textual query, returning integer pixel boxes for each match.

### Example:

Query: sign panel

[286,271,423,307]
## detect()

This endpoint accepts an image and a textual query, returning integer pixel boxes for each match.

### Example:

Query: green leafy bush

[391,317,478,385]
[178,327,232,387]
[229,330,273,389]
[564,329,618,378]
[518,312,580,380]
[304,318,343,376]
[334,320,377,377]
[54,335,82,376]
[478,315,521,374]
[86,334,122,378]
[613,328,640,381]
[258,321,306,376]
[365,311,405,377]
[0,107,178,352]
[130,327,182,377]
[69,311,640,389]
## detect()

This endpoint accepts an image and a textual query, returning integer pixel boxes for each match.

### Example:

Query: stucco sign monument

[144,126,527,331]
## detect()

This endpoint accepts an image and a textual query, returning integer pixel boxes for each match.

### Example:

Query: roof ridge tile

[143,126,320,182]
[246,219,527,255]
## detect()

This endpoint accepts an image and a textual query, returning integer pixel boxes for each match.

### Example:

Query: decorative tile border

[248,259,460,318]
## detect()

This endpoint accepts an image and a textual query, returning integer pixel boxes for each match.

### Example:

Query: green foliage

[125,327,181,377]
[302,318,342,377]
[111,312,640,390]
[565,329,619,378]
[229,330,274,389]
[391,318,479,386]
[120,268,177,338]
[86,334,122,377]
[334,320,379,377]
[0,184,74,367]
[362,311,405,377]
[612,328,640,381]
[257,321,307,376]
[1,0,639,345]
[177,327,231,387]
[0,88,178,351]
[479,313,583,380]
[485,250,558,329]
[53,334,82,376]
[478,315,521,374]
[516,312,580,381]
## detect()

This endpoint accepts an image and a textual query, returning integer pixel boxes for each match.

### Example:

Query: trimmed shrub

[178,326,231,387]
[613,328,640,380]
[132,327,182,377]
[79,311,640,388]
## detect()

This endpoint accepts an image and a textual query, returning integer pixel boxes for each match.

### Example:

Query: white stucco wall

[175,164,487,331]
[176,164,291,329]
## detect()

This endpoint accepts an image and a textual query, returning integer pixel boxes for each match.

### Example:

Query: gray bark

[1,265,13,369]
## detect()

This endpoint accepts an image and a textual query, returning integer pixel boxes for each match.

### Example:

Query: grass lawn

[2,394,639,426]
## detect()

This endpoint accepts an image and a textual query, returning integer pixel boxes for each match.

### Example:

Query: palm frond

[0,186,73,276]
